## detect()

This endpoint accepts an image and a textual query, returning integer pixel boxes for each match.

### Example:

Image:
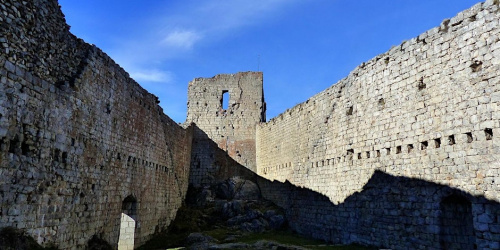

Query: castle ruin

[1,0,500,249]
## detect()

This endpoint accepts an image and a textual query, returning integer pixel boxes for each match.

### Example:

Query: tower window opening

[222,90,229,110]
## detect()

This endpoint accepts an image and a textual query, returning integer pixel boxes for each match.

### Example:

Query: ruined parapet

[186,72,266,186]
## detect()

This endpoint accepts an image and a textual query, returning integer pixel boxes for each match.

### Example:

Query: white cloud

[161,29,202,49]
[130,69,174,83]
[192,0,297,31]
[152,0,302,53]
[104,0,304,68]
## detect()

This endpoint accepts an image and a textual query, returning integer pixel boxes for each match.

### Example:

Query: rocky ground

[139,176,289,249]
[139,177,374,250]
[0,227,59,250]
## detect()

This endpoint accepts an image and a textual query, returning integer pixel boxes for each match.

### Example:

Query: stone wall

[0,0,193,249]
[257,171,500,249]
[256,1,500,248]
[186,72,265,186]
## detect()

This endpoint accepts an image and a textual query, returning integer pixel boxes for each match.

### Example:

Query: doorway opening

[118,195,137,250]
[439,194,475,249]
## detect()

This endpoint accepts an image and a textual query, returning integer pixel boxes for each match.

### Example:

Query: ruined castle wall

[186,72,265,186]
[0,0,192,248]
[257,170,500,249]
[256,1,500,248]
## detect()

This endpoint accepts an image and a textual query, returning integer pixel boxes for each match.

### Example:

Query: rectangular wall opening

[347,149,354,160]
[421,141,428,150]
[465,132,473,143]
[485,128,493,140]
[435,138,441,148]
[9,137,19,154]
[222,90,229,110]
[346,106,353,116]
[448,135,456,145]
[407,144,414,153]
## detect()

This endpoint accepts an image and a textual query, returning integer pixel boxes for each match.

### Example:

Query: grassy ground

[141,227,375,250]
[223,230,375,250]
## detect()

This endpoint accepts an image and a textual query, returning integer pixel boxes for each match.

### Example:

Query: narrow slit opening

[465,133,473,143]
[421,141,428,150]
[434,138,441,148]
[407,144,414,153]
[485,128,493,140]
[448,135,455,145]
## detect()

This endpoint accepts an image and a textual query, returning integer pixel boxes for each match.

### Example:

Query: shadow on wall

[257,170,500,249]
[187,125,500,249]
[189,125,257,187]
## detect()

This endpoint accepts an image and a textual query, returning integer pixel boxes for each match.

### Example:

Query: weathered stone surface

[215,179,237,200]
[2,0,500,249]
[214,177,261,200]
[266,213,285,230]
[254,2,500,248]
[0,0,193,249]
[186,232,217,245]
[233,178,261,200]
[186,72,265,186]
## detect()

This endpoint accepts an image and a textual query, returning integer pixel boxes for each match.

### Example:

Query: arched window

[122,195,137,219]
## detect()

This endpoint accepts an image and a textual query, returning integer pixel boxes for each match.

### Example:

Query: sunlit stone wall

[256,1,500,248]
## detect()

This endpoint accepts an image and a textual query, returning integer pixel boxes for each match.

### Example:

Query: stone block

[4,60,15,73]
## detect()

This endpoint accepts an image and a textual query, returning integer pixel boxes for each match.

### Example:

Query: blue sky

[59,0,483,123]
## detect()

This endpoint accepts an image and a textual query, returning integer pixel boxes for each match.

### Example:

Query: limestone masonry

[0,0,192,248]
[1,0,500,249]
[186,72,265,186]
[255,1,500,248]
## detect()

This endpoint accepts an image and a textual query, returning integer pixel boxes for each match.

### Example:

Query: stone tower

[186,72,266,185]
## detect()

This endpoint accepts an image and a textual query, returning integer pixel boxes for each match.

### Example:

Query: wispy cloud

[130,69,174,83]
[111,0,301,63]
[158,0,301,47]
[189,0,298,32]
[161,29,202,49]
